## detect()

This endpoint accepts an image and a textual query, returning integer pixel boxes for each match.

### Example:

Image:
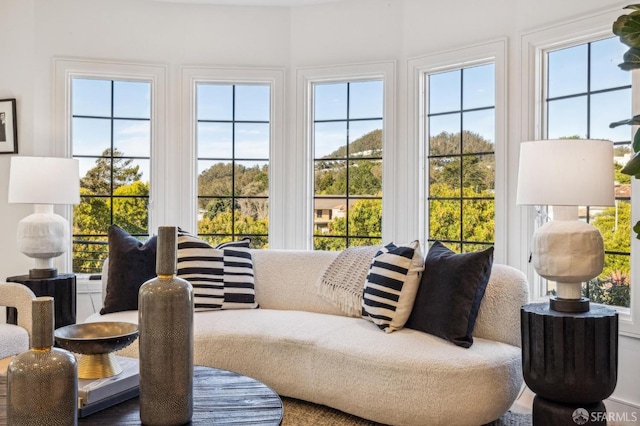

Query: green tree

[580,194,631,307]
[429,131,495,193]
[72,187,111,273]
[427,131,495,252]
[592,201,631,277]
[429,130,494,155]
[615,162,631,184]
[197,161,269,246]
[197,209,269,248]
[113,181,149,235]
[80,148,141,194]
[320,129,382,160]
[73,152,148,273]
[427,184,495,249]
[314,199,382,250]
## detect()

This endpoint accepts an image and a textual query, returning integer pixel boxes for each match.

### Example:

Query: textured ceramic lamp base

[17,205,70,280]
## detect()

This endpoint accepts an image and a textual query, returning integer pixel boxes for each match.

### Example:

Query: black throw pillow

[405,241,494,348]
[100,225,157,314]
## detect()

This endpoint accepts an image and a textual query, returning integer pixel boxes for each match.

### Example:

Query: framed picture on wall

[0,98,18,154]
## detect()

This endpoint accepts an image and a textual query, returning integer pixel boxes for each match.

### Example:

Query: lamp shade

[516,139,615,207]
[8,156,80,205]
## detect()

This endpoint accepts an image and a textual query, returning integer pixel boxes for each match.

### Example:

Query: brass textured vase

[7,296,78,426]
[139,226,194,425]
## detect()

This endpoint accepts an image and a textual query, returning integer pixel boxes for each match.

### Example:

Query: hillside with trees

[196,161,269,247]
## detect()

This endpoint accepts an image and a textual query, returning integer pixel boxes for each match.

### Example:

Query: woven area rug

[281,397,532,426]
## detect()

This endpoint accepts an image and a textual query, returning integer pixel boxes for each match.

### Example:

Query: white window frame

[520,8,640,338]
[53,57,167,274]
[408,39,508,264]
[296,61,396,250]
[181,66,285,247]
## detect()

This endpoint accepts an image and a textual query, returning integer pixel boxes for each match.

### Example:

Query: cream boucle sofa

[86,249,529,426]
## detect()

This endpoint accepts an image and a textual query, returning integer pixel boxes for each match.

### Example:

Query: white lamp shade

[516,139,615,207]
[8,156,81,205]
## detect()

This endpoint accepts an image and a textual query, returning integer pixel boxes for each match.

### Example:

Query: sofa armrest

[0,282,36,344]
[474,264,529,347]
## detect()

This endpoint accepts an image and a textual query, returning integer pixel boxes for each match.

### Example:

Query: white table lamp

[8,156,80,279]
[516,139,615,312]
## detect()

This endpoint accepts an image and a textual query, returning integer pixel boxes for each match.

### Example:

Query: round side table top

[0,365,283,425]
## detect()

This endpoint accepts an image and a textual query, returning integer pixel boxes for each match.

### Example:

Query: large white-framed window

[296,62,395,250]
[545,37,631,306]
[181,66,285,248]
[408,39,507,263]
[521,9,640,337]
[54,58,167,275]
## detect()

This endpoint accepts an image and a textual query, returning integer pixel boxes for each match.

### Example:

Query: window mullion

[345,82,351,247]
[110,80,115,228]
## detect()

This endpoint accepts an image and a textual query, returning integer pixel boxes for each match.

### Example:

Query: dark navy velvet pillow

[405,241,494,348]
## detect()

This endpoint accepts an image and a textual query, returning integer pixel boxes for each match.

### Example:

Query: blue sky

[72,78,152,180]
[547,36,630,142]
[196,84,270,175]
[313,80,383,158]
[428,63,495,155]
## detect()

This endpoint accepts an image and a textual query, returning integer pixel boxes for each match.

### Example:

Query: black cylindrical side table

[521,303,618,425]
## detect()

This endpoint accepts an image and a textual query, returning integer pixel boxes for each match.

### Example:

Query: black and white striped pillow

[362,241,424,333]
[176,230,257,311]
[217,239,258,310]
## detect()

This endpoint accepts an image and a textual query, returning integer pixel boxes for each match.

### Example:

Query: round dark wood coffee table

[0,365,282,425]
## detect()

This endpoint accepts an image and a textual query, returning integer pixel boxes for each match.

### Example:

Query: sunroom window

[544,36,631,308]
[195,83,270,247]
[426,63,496,253]
[312,80,384,251]
[71,78,152,274]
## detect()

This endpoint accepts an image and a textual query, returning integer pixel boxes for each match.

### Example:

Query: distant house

[313,196,358,234]
[577,183,630,220]
[616,183,631,199]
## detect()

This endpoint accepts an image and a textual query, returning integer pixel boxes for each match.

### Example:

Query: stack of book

[0,356,12,373]
[77,356,139,417]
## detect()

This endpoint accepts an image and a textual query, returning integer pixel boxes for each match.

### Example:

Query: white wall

[0,0,35,278]
[1,0,638,418]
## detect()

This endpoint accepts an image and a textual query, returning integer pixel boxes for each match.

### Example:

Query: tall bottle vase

[138,226,194,426]
[7,296,78,426]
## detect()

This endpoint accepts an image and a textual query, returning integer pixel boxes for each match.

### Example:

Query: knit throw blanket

[316,245,382,317]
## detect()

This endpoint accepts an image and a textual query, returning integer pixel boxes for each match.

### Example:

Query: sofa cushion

[361,241,424,333]
[251,249,346,316]
[101,225,157,315]
[177,231,257,311]
[405,241,494,348]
